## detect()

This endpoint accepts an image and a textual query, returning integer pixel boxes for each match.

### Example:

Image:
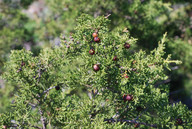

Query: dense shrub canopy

[0,0,192,128]
[1,1,192,98]
[1,14,191,129]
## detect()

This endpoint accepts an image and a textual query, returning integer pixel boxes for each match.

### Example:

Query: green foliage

[1,15,191,129]
[43,0,192,98]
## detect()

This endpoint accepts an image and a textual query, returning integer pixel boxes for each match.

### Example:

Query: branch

[7,123,41,129]
[37,67,42,83]
[28,102,37,108]
[36,62,46,83]
[39,107,47,129]
[104,118,157,128]
[134,107,149,121]
[170,66,179,70]
[30,125,42,129]
[154,78,171,88]
[169,89,184,96]
[41,86,56,95]
[84,84,92,88]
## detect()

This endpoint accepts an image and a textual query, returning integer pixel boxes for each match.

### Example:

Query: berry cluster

[90,31,133,105]
[91,32,131,73]
[91,32,134,127]
[92,32,100,42]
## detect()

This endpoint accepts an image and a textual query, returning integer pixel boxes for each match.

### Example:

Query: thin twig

[134,107,149,121]
[105,14,111,18]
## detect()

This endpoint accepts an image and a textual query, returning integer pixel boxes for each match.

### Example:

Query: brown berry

[176,118,183,125]
[125,75,129,78]
[89,49,95,55]
[124,43,130,49]
[134,123,140,128]
[55,86,60,90]
[132,60,136,64]
[113,56,118,61]
[123,74,129,78]
[94,37,100,42]
[126,94,133,101]
[3,125,7,129]
[92,32,98,37]
[21,61,25,66]
[93,64,100,71]
[17,67,22,73]
[123,94,133,102]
